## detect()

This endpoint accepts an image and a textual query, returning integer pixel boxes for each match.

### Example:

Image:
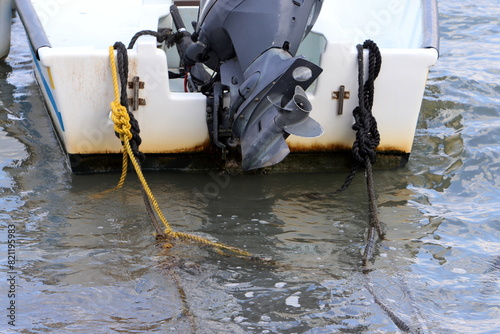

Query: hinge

[127,76,146,111]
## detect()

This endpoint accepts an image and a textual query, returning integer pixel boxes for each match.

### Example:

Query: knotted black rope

[337,40,382,192]
[352,40,381,168]
[336,40,385,264]
[127,29,186,50]
[337,41,421,333]
[113,41,145,162]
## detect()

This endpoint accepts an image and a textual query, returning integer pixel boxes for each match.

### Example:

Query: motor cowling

[187,0,322,70]
[185,0,324,170]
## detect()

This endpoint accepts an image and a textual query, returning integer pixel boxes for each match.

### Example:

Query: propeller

[241,86,323,170]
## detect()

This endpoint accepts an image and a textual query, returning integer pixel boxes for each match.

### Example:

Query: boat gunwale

[422,0,440,55]
[13,0,50,60]
[14,0,440,58]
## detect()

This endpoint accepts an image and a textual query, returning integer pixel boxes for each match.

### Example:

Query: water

[1,1,499,333]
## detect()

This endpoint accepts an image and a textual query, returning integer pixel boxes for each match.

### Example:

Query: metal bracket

[127,76,146,111]
[332,85,350,115]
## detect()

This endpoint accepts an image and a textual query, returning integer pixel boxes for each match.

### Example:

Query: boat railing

[422,0,440,54]
[14,0,51,59]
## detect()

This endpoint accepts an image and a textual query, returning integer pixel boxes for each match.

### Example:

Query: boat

[0,0,439,173]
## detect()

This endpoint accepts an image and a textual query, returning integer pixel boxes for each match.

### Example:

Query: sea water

[0,1,499,333]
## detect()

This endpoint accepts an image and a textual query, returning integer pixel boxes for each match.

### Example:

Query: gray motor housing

[187,0,323,70]
[185,0,325,170]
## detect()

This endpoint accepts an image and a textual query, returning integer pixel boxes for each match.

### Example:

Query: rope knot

[110,101,132,141]
[335,40,382,193]
[350,41,382,165]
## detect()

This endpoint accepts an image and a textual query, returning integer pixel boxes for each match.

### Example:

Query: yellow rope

[107,46,252,258]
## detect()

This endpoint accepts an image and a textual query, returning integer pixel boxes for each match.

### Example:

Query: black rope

[337,40,382,193]
[364,281,417,333]
[111,29,186,161]
[112,42,129,106]
[332,40,385,264]
[338,41,419,332]
[127,29,185,50]
[113,41,145,162]
[142,188,168,239]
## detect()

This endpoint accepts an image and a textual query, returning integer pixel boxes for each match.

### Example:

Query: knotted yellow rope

[107,46,252,257]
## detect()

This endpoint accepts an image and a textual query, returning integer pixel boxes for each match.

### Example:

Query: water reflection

[49,163,438,333]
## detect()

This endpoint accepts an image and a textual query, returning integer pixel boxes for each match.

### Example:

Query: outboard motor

[177,0,324,170]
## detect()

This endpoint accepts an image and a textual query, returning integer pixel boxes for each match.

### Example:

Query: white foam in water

[7,114,25,121]
[274,282,287,288]
[452,268,467,275]
[233,316,246,324]
[285,295,301,308]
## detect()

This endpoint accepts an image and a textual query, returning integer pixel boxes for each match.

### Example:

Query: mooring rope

[335,40,385,265]
[364,280,418,333]
[337,40,424,333]
[112,42,145,162]
[107,45,254,258]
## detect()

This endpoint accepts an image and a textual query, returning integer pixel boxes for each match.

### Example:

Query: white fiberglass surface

[313,0,424,49]
[30,0,170,49]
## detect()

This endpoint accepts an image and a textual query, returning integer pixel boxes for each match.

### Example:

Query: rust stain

[71,139,211,155]
[74,140,409,155]
[289,142,410,154]
[127,57,138,78]
[289,142,351,153]
[376,145,412,154]
[144,139,212,154]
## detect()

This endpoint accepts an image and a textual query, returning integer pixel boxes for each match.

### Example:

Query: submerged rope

[335,40,385,265]
[107,46,253,258]
[335,41,423,333]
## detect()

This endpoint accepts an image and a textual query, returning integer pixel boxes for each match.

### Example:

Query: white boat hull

[10,0,439,171]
